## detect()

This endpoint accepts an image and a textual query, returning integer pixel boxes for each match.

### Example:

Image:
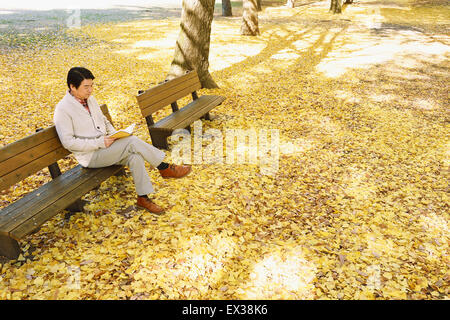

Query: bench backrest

[136,70,201,118]
[0,104,112,191]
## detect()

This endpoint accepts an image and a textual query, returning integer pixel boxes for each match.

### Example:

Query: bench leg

[201,112,211,121]
[64,199,89,220]
[150,131,170,150]
[66,199,88,213]
[115,168,127,176]
[0,234,21,260]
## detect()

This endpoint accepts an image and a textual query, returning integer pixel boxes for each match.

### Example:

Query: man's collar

[68,89,87,104]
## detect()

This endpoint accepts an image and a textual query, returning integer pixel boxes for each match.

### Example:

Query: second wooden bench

[136,70,225,149]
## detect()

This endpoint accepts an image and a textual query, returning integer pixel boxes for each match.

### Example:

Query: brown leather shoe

[159,164,191,179]
[136,197,165,215]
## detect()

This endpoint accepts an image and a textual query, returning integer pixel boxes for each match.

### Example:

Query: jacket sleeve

[54,108,106,152]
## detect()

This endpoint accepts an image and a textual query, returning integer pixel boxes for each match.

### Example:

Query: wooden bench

[136,70,225,149]
[0,104,123,260]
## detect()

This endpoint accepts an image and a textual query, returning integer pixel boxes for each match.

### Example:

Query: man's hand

[104,136,116,148]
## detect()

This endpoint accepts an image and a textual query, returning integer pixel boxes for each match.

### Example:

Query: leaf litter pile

[0,1,448,299]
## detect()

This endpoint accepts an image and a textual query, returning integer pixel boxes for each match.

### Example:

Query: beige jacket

[53,91,116,167]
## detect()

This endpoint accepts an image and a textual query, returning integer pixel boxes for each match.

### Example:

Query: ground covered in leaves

[0,0,448,299]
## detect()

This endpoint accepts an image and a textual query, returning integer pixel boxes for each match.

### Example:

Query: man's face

[70,79,94,100]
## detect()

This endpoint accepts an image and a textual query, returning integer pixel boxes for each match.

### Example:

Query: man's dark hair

[67,67,95,89]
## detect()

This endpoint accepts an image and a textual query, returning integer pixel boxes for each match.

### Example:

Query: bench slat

[152,95,225,130]
[140,77,201,117]
[10,165,123,240]
[137,72,198,106]
[142,81,202,118]
[172,96,224,130]
[137,71,201,117]
[0,146,70,191]
[136,71,197,105]
[0,137,61,178]
[0,165,122,239]
[0,164,82,224]
[0,164,88,234]
[0,126,59,163]
[99,104,113,123]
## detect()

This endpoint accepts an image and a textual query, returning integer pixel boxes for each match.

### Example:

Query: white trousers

[87,136,166,195]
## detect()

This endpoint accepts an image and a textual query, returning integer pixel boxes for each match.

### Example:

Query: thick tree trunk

[330,0,342,14]
[241,0,260,36]
[286,0,295,8]
[222,0,232,16]
[256,0,262,11]
[167,0,218,89]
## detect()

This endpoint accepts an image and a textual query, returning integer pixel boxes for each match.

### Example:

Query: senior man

[54,67,190,215]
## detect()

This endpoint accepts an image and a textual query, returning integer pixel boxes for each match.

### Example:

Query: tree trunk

[256,0,262,11]
[241,0,260,36]
[222,0,232,16]
[330,0,342,14]
[167,0,218,89]
[286,0,295,8]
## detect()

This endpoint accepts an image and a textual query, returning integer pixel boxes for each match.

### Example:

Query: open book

[108,124,136,139]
